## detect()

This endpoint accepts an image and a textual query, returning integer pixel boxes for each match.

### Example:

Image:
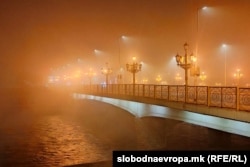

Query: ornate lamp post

[155,75,162,84]
[85,68,96,86]
[190,56,200,86]
[175,73,182,85]
[101,63,112,85]
[142,78,148,84]
[199,72,207,85]
[175,43,195,85]
[175,43,195,102]
[126,57,142,85]
[126,57,142,95]
[233,69,243,87]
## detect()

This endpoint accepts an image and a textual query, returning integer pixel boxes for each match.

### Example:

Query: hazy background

[0,0,250,87]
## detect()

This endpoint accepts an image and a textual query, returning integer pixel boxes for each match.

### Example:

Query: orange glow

[2,1,248,86]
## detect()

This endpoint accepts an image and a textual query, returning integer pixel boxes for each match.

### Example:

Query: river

[0,87,249,166]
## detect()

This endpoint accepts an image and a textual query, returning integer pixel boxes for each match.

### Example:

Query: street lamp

[126,57,142,85]
[233,69,243,87]
[142,78,148,84]
[175,43,195,102]
[175,73,182,85]
[175,43,195,86]
[118,35,126,84]
[196,6,207,56]
[190,56,200,86]
[101,63,112,85]
[199,72,207,85]
[197,6,207,32]
[222,44,227,86]
[85,68,96,86]
[155,75,162,84]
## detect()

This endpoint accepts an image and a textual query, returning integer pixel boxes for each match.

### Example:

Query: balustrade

[78,84,250,112]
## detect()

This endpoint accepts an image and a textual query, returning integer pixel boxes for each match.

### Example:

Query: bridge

[70,84,250,137]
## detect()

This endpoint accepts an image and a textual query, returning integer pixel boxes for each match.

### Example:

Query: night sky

[0,0,250,86]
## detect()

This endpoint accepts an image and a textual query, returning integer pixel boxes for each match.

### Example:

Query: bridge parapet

[73,93,250,137]
[78,84,250,112]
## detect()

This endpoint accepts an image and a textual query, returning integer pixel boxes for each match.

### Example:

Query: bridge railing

[79,84,250,112]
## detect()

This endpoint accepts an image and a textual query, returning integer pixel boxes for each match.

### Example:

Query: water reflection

[0,111,111,166]
[0,88,249,167]
[0,88,111,167]
[35,116,111,166]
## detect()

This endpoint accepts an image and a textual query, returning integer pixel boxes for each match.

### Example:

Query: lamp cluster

[126,62,142,74]
[101,63,112,85]
[126,57,142,84]
[175,43,199,86]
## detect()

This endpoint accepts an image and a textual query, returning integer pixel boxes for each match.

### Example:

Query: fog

[0,0,250,87]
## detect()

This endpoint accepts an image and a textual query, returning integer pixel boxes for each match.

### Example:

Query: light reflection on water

[33,116,112,166]
[0,88,249,167]
[0,111,112,167]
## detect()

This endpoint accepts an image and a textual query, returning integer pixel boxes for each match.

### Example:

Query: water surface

[0,87,249,167]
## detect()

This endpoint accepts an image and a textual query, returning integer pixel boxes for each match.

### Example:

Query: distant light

[222,44,227,48]
[94,49,102,55]
[77,59,81,63]
[121,35,130,41]
[202,6,207,10]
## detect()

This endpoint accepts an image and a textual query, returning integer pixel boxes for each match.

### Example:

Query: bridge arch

[73,93,250,138]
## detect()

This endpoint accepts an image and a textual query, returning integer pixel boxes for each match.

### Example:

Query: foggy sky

[1,0,250,86]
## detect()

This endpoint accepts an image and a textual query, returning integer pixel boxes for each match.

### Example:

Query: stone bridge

[72,91,250,138]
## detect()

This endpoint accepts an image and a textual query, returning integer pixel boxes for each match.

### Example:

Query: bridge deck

[73,93,250,138]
